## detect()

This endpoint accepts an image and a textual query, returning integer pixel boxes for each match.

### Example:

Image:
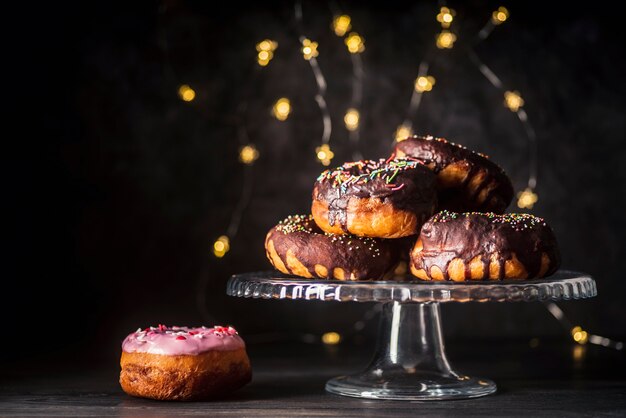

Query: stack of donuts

[265,134,560,281]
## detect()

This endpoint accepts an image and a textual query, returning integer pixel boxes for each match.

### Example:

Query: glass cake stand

[226,270,596,401]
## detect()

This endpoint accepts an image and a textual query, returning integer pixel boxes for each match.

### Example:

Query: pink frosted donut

[119,324,252,400]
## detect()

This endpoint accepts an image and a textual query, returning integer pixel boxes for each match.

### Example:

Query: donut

[410,211,560,281]
[265,214,399,280]
[120,325,252,401]
[393,135,514,213]
[311,158,437,238]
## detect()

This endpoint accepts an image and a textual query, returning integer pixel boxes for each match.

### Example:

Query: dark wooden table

[2,340,625,417]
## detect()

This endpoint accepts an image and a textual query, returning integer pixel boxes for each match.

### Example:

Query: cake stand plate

[226,270,596,401]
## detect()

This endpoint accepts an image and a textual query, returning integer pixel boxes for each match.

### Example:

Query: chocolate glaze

[266,214,399,280]
[394,135,514,213]
[313,158,437,232]
[412,211,560,280]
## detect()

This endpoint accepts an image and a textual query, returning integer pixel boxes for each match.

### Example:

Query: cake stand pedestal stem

[325,301,497,400]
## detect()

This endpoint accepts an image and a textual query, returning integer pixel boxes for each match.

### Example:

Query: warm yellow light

[492,7,509,24]
[213,235,230,258]
[322,331,341,345]
[517,187,538,209]
[333,15,352,37]
[571,326,588,345]
[239,144,259,165]
[301,38,319,60]
[257,50,274,67]
[256,39,278,52]
[504,90,524,112]
[272,98,291,121]
[178,84,196,102]
[395,124,413,142]
[316,144,334,166]
[436,7,456,28]
[256,39,277,67]
[436,30,457,49]
[344,108,360,131]
[415,75,436,92]
[345,32,365,54]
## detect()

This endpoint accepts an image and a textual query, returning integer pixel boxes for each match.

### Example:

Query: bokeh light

[395,124,413,142]
[322,332,341,345]
[272,98,291,121]
[316,144,334,166]
[332,15,352,37]
[436,30,457,49]
[436,7,456,28]
[492,6,509,24]
[517,187,538,209]
[504,90,524,112]
[178,84,196,102]
[415,75,436,92]
[345,32,365,54]
[213,235,230,258]
[344,108,360,131]
[301,38,319,60]
[239,145,259,165]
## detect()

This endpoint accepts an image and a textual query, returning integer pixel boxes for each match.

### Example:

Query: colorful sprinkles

[316,158,424,190]
[132,325,239,341]
[324,232,382,258]
[275,214,316,234]
[431,210,547,230]
[275,214,383,257]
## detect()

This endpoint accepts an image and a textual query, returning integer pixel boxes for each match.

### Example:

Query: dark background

[5,0,625,368]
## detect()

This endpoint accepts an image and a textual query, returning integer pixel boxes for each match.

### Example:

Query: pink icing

[122,325,245,356]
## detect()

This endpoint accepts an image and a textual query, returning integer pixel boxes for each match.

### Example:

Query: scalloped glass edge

[226,270,596,303]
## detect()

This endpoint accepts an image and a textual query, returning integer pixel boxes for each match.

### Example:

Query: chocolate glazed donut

[312,158,437,238]
[410,211,560,281]
[265,215,399,280]
[394,135,514,213]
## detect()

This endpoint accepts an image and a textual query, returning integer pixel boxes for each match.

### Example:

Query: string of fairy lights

[162,2,622,352]
[295,1,333,167]
[330,4,366,160]
[396,3,621,353]
[394,5,538,210]
[469,8,539,209]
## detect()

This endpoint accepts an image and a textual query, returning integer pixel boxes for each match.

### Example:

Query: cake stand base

[326,375,495,400]
[325,301,496,400]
